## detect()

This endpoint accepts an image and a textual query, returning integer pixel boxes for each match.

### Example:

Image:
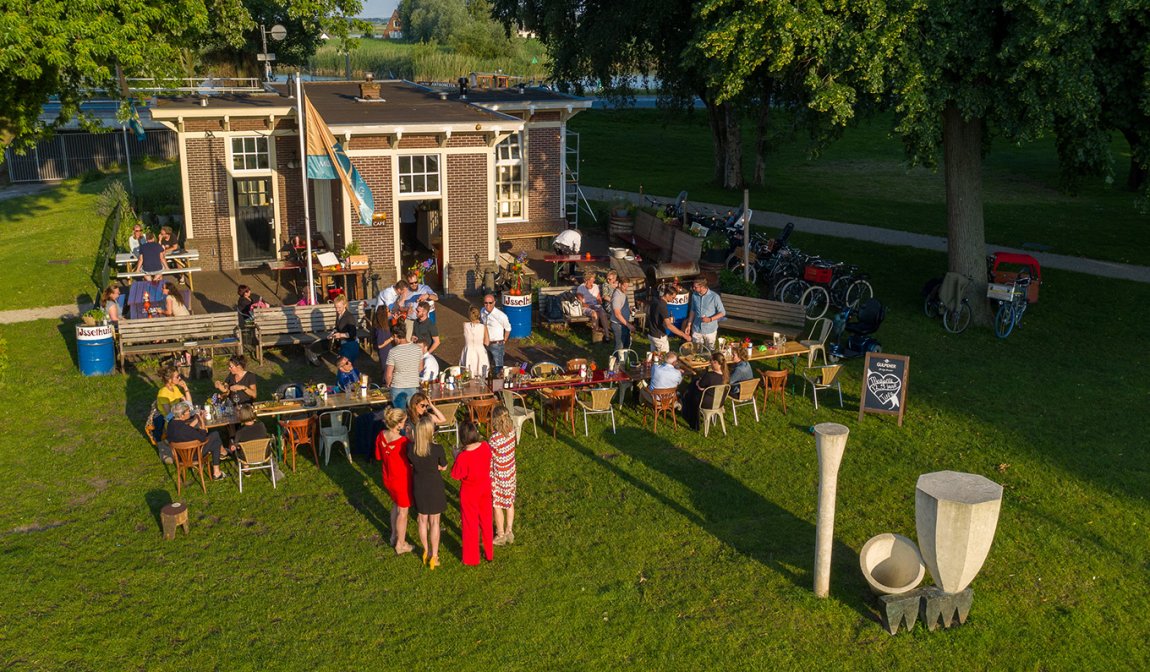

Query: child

[489,405,518,545]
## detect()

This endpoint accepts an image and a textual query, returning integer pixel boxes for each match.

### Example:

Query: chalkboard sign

[859,352,909,426]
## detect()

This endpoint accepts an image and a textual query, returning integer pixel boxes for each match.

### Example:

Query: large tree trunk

[753,80,773,186]
[705,100,744,190]
[942,103,992,325]
[1121,128,1149,192]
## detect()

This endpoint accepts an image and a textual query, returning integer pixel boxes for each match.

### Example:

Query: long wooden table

[504,370,631,394]
[679,341,811,372]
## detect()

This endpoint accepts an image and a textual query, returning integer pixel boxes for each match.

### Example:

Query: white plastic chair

[728,378,760,425]
[501,390,538,440]
[698,384,730,437]
[236,438,277,492]
[319,410,352,465]
[577,387,617,435]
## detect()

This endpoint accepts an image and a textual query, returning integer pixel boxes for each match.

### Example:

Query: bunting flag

[128,103,147,142]
[303,93,375,225]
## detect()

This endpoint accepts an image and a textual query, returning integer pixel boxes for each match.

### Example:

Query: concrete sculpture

[859,533,926,595]
[813,422,849,598]
[915,471,1003,593]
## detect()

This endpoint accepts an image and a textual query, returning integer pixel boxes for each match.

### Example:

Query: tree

[399,0,470,44]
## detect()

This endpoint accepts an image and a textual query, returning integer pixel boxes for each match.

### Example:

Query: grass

[0,161,180,312]
[570,110,1150,266]
[1,226,1147,668]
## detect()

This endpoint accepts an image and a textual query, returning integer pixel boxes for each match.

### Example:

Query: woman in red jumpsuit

[450,421,494,565]
[376,407,415,554]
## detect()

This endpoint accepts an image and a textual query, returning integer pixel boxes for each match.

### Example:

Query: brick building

[148,80,591,295]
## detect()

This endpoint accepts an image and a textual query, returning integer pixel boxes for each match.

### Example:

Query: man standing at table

[552,225,582,280]
[648,285,690,353]
[481,293,512,372]
[412,301,440,357]
[609,276,634,351]
[685,277,725,350]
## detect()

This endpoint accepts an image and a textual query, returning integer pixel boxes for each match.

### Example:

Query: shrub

[719,269,759,298]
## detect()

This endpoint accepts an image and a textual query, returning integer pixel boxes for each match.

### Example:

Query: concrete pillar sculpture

[915,471,1003,594]
[813,422,849,598]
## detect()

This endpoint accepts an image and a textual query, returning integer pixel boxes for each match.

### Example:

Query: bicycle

[924,272,973,334]
[990,272,1031,338]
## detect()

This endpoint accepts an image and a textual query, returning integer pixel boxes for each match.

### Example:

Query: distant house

[147,80,592,295]
[384,10,403,40]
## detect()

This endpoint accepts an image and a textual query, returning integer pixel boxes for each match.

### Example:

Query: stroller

[827,298,886,361]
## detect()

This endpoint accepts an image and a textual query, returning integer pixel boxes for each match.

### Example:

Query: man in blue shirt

[685,277,726,349]
[336,356,360,390]
[405,270,439,323]
[640,352,684,407]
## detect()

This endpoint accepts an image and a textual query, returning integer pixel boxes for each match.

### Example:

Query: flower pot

[81,316,97,326]
[859,533,926,595]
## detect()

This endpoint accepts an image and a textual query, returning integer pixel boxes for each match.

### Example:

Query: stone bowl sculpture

[915,471,1004,594]
[859,533,926,595]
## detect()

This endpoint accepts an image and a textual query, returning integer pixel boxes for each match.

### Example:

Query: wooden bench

[250,303,365,365]
[719,294,807,339]
[117,313,243,371]
[498,219,568,250]
[536,285,646,334]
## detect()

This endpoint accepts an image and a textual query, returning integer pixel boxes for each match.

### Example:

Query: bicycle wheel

[943,302,972,334]
[780,279,807,304]
[923,286,942,318]
[769,278,791,301]
[845,279,873,308]
[830,276,852,307]
[994,303,1015,338]
[725,253,744,273]
[800,285,830,319]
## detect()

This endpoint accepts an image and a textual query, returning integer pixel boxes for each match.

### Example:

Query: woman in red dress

[450,421,494,566]
[376,407,415,554]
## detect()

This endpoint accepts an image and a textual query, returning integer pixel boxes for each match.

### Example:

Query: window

[398,154,440,195]
[231,136,270,172]
[495,133,525,220]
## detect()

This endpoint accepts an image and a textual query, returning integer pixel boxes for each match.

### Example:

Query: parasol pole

[295,71,315,304]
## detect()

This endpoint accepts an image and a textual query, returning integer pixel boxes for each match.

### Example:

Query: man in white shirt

[405,270,439,323]
[480,293,512,371]
[553,226,582,279]
[420,351,440,382]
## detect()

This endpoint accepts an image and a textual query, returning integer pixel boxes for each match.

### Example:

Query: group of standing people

[375,397,519,568]
[572,269,635,352]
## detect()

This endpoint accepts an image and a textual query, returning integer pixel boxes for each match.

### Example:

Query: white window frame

[397,153,442,197]
[495,132,526,222]
[229,136,271,173]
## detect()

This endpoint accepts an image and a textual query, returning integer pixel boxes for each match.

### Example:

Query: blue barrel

[502,293,533,339]
[77,324,116,376]
[667,292,690,333]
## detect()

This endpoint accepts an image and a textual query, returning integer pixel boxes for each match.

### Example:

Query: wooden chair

[169,439,208,495]
[801,365,844,410]
[576,387,618,435]
[501,390,538,440]
[728,378,761,425]
[279,416,318,471]
[236,438,276,493]
[540,388,577,437]
[698,384,731,437]
[466,397,499,431]
[760,369,789,415]
[643,387,679,431]
[565,358,588,373]
[530,361,562,377]
[434,402,461,448]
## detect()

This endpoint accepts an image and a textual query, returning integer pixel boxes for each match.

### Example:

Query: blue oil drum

[667,292,690,333]
[502,293,533,339]
[77,324,116,376]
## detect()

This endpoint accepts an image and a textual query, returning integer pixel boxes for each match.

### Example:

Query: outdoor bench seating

[117,313,242,371]
[720,294,807,339]
[250,303,364,365]
[537,285,646,334]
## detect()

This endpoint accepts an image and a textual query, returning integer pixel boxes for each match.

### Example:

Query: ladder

[565,131,596,228]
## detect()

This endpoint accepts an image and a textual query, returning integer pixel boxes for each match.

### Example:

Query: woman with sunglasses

[404,392,445,437]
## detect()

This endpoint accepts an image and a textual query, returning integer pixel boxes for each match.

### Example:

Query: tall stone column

[813,422,849,598]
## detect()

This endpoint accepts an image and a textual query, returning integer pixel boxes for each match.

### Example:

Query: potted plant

[82,307,107,326]
[701,231,731,263]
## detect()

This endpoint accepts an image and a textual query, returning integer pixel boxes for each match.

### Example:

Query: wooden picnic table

[424,379,496,404]
[679,341,811,372]
[610,256,646,285]
[505,370,631,394]
[125,280,192,319]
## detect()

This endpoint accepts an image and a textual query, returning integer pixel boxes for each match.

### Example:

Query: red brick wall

[348,155,397,283]
[185,136,235,271]
[527,126,562,223]
[446,153,491,295]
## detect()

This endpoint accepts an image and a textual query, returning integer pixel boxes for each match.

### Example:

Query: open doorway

[399,199,443,290]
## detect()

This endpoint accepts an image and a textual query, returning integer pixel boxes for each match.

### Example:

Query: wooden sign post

[859,352,909,426]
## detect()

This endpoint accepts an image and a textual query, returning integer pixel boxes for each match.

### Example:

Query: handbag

[562,300,584,318]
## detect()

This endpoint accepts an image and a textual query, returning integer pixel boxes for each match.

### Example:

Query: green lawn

[571,110,1150,266]
[0,162,179,312]
[2,231,1147,668]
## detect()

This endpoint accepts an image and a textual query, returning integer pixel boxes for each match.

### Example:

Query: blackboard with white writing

[859,352,909,426]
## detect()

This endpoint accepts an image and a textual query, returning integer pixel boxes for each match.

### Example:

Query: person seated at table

[135,232,166,282]
[639,351,684,407]
[575,272,610,333]
[102,284,122,324]
[161,282,190,317]
[158,225,180,255]
[405,392,446,437]
[647,285,689,353]
[151,365,191,461]
[552,224,582,279]
[236,285,268,320]
[330,294,360,363]
[166,401,226,481]
[127,223,146,253]
[727,348,754,397]
[386,320,424,410]
[336,356,360,391]
[681,352,729,430]
[215,355,257,404]
[229,404,270,456]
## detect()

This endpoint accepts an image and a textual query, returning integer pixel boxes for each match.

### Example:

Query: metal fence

[4,129,179,183]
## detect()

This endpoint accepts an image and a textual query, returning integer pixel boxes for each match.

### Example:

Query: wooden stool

[161,502,190,540]
[761,369,789,415]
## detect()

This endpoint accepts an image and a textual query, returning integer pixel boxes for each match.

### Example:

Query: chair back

[280,416,315,443]
[762,369,788,390]
[580,387,617,411]
[435,402,461,426]
[276,383,305,400]
[650,387,678,411]
[169,439,205,467]
[531,362,562,377]
[320,410,351,431]
[237,438,272,465]
[733,378,759,400]
[467,397,498,424]
[543,387,576,408]
[700,384,730,411]
[817,365,842,387]
[565,358,588,373]
[611,349,640,371]
[805,317,832,345]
